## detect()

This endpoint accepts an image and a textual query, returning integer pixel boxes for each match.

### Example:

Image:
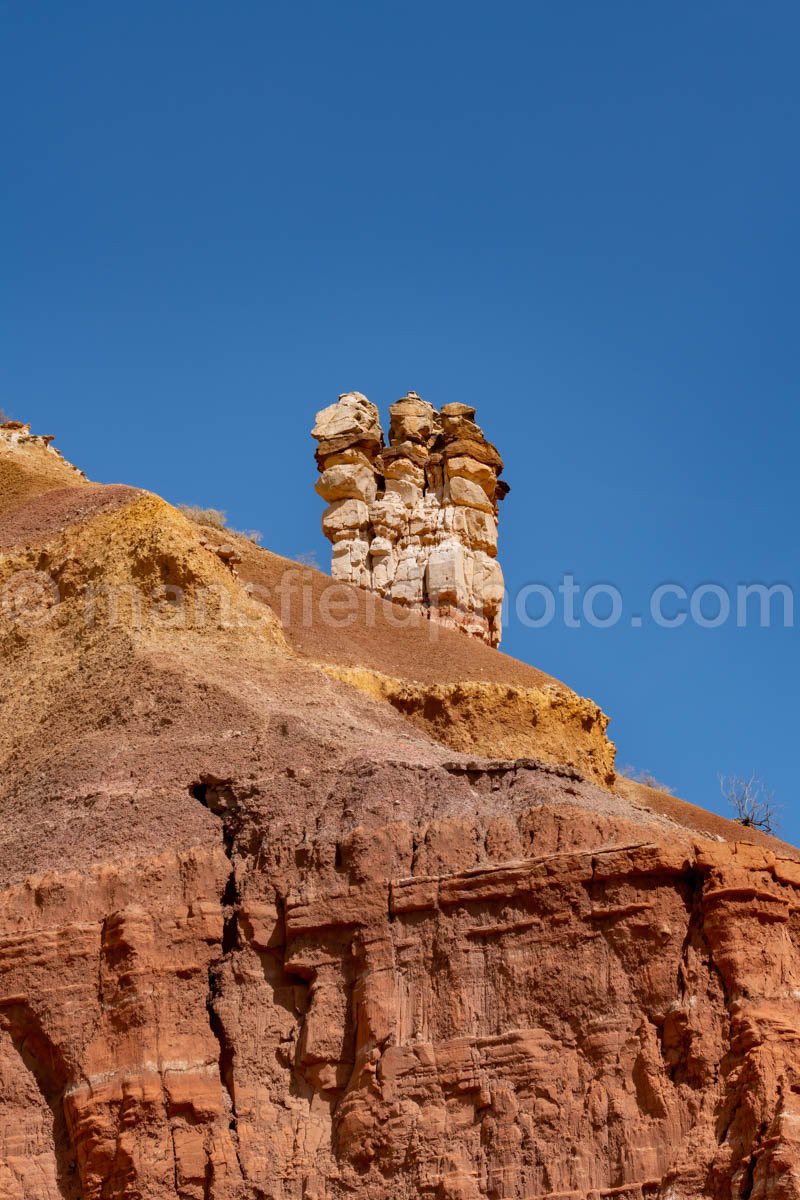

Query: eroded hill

[0,423,798,1200]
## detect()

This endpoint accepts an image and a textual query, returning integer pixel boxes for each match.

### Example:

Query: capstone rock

[312,392,509,646]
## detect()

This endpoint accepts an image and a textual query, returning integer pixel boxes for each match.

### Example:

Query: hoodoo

[312,391,508,646]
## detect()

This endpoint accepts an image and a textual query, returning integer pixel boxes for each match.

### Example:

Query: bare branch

[720,773,779,833]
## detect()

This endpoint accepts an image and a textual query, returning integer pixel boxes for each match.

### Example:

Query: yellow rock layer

[318,664,616,786]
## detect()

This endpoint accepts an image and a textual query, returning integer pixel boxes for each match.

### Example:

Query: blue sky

[3,2,798,839]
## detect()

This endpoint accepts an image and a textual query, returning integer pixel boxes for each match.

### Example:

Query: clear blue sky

[3,3,798,839]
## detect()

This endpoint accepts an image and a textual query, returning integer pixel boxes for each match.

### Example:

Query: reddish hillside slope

[0,424,798,1200]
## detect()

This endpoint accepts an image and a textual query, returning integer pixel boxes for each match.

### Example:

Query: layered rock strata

[2,424,799,1199]
[1,420,87,478]
[312,392,508,646]
[3,769,800,1200]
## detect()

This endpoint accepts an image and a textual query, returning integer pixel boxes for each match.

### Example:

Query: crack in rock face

[191,779,246,1173]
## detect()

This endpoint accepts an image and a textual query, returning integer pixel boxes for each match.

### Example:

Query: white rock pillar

[430,403,506,643]
[312,392,508,647]
[312,393,383,589]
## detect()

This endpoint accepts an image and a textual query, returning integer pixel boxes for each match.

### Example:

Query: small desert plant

[294,551,321,568]
[178,504,262,544]
[720,773,779,833]
[617,763,674,794]
[178,504,228,530]
[0,407,14,424]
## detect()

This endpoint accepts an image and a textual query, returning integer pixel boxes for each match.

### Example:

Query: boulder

[315,464,378,505]
[388,393,441,445]
[447,476,494,514]
[312,392,383,449]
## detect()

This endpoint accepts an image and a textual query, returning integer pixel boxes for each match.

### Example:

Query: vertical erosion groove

[190,779,245,1177]
[0,1004,80,1199]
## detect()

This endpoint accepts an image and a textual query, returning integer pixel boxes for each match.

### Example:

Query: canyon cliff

[0,420,798,1200]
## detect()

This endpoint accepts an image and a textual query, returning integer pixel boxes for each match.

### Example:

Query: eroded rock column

[312,391,509,647]
[428,401,507,646]
[312,393,383,590]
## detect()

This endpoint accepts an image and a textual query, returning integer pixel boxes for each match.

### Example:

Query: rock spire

[312,391,508,646]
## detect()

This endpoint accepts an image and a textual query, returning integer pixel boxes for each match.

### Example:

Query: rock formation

[1,420,799,1199]
[312,392,508,646]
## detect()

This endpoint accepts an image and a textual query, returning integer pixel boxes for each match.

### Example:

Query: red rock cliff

[0,424,798,1199]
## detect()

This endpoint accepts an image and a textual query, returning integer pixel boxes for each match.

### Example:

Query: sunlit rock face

[3,420,800,1200]
[312,391,509,646]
